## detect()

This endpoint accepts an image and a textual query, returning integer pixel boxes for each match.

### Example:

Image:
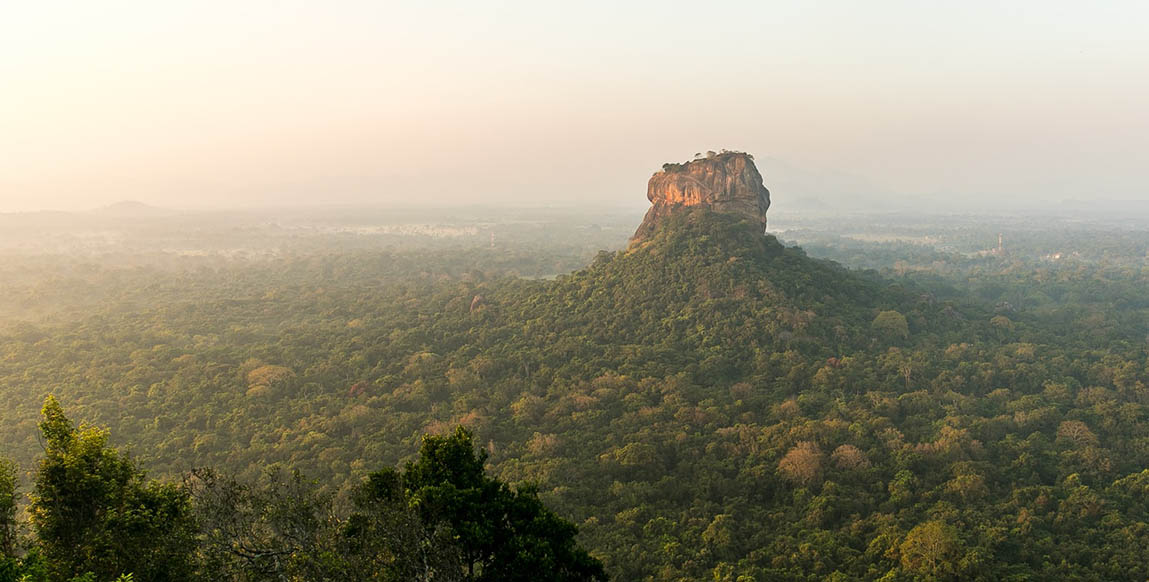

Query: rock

[633,151,770,240]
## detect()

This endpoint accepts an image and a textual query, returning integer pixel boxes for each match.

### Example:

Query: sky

[1,0,1147,212]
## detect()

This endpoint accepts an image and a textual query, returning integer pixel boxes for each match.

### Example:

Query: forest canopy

[0,208,1147,581]
[1,400,604,582]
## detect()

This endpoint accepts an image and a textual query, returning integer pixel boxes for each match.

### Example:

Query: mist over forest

[3,1,1149,580]
[2,189,1148,580]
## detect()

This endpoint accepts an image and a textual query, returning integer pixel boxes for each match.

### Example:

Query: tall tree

[0,458,20,582]
[344,468,464,582]
[188,467,347,582]
[0,458,16,560]
[30,396,196,582]
[353,427,607,582]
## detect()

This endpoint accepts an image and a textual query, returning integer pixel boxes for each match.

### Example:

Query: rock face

[633,151,770,240]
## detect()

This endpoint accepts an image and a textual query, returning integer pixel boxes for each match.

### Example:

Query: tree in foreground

[191,426,605,581]
[0,458,20,580]
[14,398,603,581]
[351,427,608,582]
[188,466,349,582]
[30,396,196,582]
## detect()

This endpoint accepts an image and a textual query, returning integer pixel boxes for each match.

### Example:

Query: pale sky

[1,0,1147,212]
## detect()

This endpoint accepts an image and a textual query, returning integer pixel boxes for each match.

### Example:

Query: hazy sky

[2,0,1147,212]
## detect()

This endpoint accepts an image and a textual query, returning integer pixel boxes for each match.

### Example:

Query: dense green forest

[1,398,604,581]
[1,209,1148,580]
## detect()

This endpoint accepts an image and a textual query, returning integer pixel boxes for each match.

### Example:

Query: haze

[2,0,1148,213]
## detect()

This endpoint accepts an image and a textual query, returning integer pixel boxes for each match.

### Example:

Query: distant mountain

[91,200,179,218]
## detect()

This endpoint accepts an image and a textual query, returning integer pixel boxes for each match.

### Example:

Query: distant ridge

[91,200,179,218]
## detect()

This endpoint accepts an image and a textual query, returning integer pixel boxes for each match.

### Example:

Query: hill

[91,200,178,218]
[497,209,970,381]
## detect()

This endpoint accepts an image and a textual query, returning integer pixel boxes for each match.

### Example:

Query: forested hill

[509,210,979,368]
[0,208,1147,580]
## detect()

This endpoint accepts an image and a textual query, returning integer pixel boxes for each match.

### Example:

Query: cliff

[632,151,770,240]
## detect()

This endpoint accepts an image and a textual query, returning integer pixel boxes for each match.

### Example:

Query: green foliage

[0,210,1147,580]
[898,521,961,579]
[187,427,605,581]
[353,427,607,581]
[0,459,16,559]
[343,467,464,581]
[30,397,196,582]
[872,310,910,342]
[6,399,606,581]
[189,466,349,582]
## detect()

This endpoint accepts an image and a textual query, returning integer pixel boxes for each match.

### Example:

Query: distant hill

[91,200,179,218]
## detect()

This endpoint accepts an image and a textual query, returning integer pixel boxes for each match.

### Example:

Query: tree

[188,467,348,582]
[778,441,823,486]
[354,427,608,582]
[0,458,20,582]
[872,310,910,341]
[1057,420,1099,448]
[899,521,961,579]
[30,396,196,582]
[344,468,464,582]
[0,459,16,560]
[830,445,870,471]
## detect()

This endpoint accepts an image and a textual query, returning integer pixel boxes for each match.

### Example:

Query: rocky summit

[632,151,771,240]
